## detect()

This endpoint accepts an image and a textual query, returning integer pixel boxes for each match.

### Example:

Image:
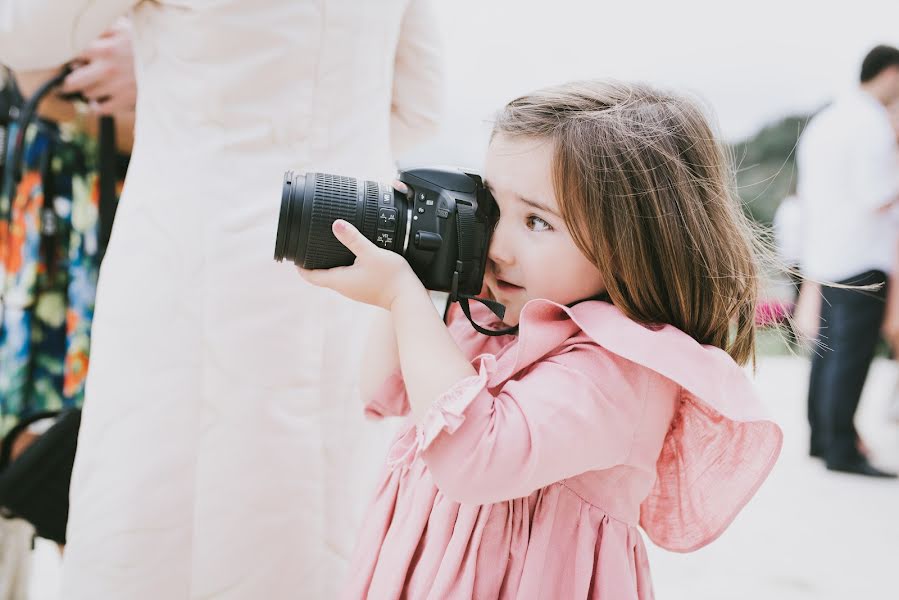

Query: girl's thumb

[332,220,366,257]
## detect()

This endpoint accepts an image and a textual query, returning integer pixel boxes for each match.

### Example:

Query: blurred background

[411,0,899,226]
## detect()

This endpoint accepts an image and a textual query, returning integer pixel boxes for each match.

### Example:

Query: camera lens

[273,171,303,262]
[274,171,386,269]
[274,167,496,299]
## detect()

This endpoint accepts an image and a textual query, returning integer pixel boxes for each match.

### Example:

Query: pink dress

[345,299,783,599]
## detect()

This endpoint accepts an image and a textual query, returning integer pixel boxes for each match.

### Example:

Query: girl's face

[483,134,606,326]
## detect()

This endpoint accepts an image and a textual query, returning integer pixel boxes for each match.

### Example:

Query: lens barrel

[275,171,386,269]
[273,170,303,263]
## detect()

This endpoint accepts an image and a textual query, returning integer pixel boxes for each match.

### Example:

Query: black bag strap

[0,67,24,182]
[97,115,118,261]
[0,67,119,260]
[3,67,71,199]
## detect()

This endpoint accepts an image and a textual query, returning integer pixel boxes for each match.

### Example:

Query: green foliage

[730,114,813,225]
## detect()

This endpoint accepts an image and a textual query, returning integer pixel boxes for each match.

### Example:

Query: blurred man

[799,45,899,477]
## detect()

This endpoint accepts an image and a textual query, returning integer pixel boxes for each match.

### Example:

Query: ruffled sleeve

[415,355,494,451]
[418,330,650,505]
[560,300,783,553]
[639,389,782,552]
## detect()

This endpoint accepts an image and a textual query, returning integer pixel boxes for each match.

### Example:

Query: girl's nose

[487,218,514,267]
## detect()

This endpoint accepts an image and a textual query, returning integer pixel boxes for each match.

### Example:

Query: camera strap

[448,262,611,338]
[457,293,520,337]
[448,260,520,336]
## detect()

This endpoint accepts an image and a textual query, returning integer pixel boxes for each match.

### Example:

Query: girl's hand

[298,219,423,310]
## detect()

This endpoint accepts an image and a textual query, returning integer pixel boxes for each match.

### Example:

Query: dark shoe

[809,435,824,459]
[810,435,868,460]
[826,457,897,478]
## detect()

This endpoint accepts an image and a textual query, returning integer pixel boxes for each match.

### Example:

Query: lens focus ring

[303,174,360,269]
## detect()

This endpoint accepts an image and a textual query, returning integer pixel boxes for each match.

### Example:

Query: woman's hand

[298,219,423,311]
[61,19,136,116]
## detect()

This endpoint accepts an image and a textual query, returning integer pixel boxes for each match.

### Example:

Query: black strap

[457,294,519,336]
[0,67,24,187]
[446,201,520,337]
[4,67,71,200]
[0,67,118,261]
[97,115,118,260]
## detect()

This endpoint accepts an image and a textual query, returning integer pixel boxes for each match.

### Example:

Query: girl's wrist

[389,274,431,315]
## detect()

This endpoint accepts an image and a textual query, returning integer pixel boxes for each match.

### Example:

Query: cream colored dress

[0,1,443,598]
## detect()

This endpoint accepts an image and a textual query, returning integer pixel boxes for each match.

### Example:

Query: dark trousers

[807,270,888,464]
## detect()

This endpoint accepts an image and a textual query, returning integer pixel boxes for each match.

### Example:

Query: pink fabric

[346,299,782,599]
[755,299,792,327]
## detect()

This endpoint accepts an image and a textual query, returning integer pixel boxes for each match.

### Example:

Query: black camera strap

[447,199,520,337]
[447,261,611,338]
[457,294,519,336]
[447,260,519,336]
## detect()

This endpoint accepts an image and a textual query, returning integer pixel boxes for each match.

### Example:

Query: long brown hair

[493,80,760,365]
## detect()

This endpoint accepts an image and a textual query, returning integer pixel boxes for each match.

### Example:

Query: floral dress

[0,117,125,436]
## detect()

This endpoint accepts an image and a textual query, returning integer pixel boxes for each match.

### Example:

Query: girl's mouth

[495,278,524,293]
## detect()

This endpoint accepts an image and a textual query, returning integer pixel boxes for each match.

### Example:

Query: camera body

[274,167,498,297]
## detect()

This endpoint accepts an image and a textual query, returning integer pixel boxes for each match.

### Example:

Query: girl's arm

[389,283,476,424]
[359,308,400,404]
[300,220,475,423]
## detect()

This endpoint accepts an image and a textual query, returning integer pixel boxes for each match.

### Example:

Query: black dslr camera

[274,167,499,299]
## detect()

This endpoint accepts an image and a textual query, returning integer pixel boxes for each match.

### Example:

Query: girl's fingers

[332,220,372,257]
[296,267,321,285]
[296,263,358,290]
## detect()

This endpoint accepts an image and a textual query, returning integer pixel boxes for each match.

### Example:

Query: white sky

[411,0,899,167]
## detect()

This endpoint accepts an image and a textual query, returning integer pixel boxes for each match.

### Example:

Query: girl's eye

[526,215,553,232]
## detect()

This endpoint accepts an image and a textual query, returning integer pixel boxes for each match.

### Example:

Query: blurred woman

[1,1,443,598]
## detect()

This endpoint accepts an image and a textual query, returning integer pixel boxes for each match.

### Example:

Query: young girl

[300,80,783,599]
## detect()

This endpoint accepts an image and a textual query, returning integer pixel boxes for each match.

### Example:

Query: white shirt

[773,194,802,266]
[797,89,899,281]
